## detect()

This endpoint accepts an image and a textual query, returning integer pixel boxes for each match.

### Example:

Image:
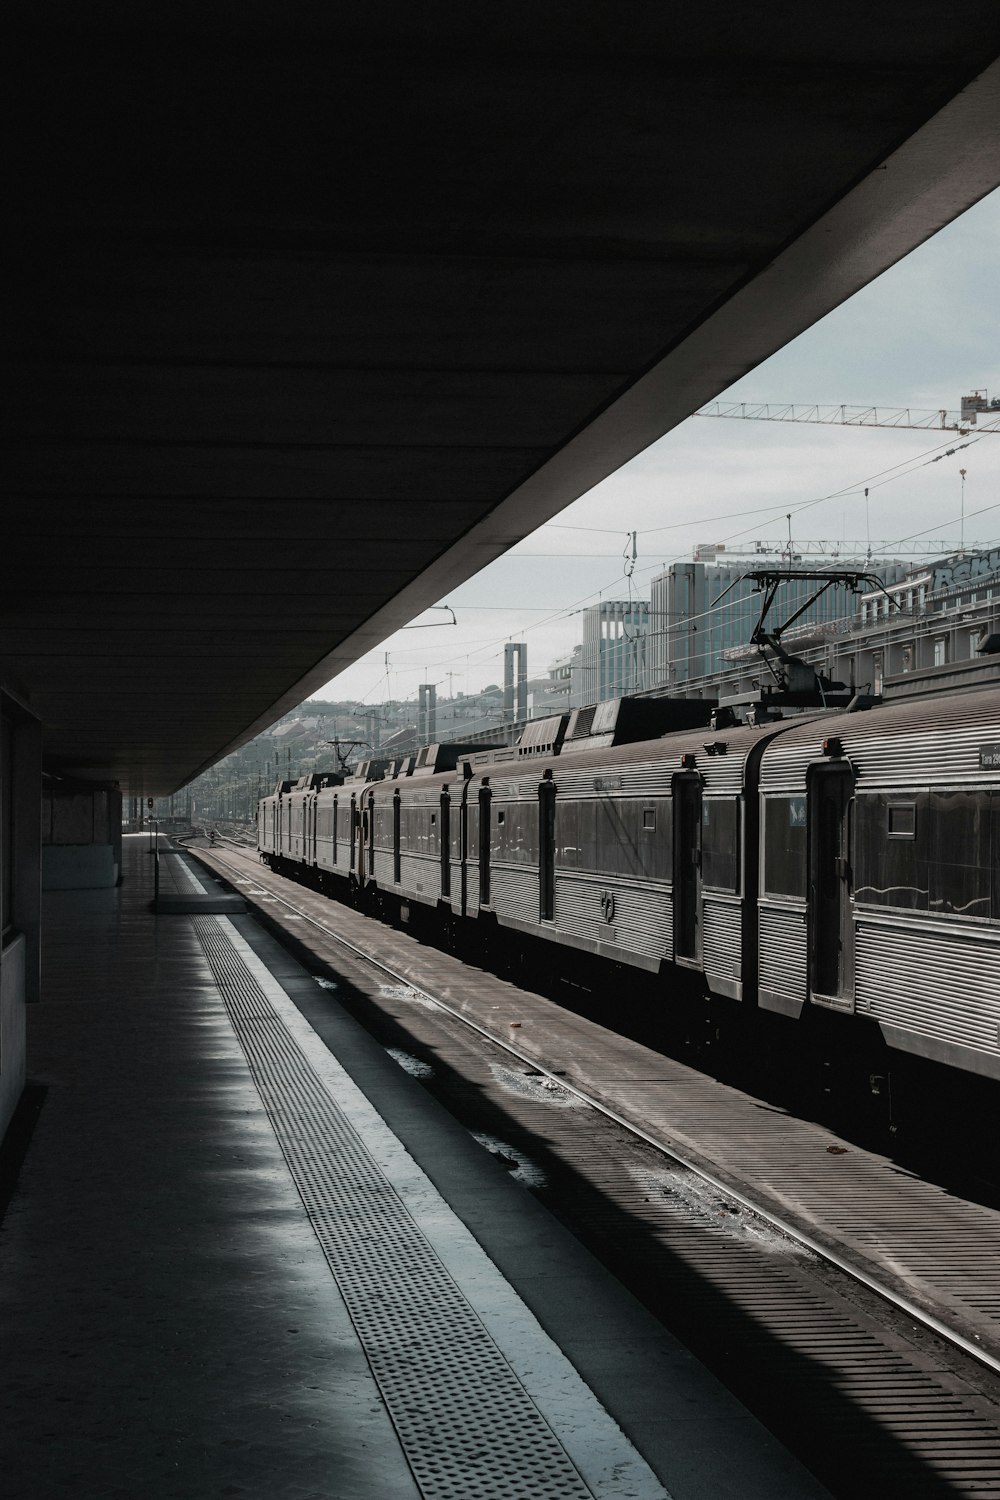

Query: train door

[356,790,374,883]
[440,787,451,899]
[393,789,401,885]
[538,772,556,921]
[478,781,492,907]
[349,792,358,882]
[809,764,854,1006]
[455,781,469,915]
[673,774,702,962]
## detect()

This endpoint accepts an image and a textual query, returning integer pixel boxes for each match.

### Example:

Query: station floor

[0,836,829,1500]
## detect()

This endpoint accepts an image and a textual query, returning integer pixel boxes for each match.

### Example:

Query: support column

[503,643,528,724]
[1,688,42,1141]
[418,684,437,745]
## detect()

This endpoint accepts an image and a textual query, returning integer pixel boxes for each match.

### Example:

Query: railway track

[194,840,1000,1498]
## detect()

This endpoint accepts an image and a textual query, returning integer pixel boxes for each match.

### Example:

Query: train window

[557,799,580,867]
[887,803,916,838]
[373,804,392,850]
[594,798,646,878]
[927,791,991,920]
[598,798,636,876]
[702,799,738,891]
[854,795,927,911]
[425,804,440,857]
[565,797,672,881]
[762,796,808,898]
[494,802,537,864]
[399,803,434,857]
[639,799,671,880]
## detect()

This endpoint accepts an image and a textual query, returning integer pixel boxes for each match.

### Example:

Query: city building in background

[531,646,583,716]
[703,543,1000,704]
[580,600,650,703]
[648,543,915,690]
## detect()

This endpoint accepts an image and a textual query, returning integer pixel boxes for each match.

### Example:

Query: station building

[665,544,1000,704]
[580,600,651,703]
[647,545,913,690]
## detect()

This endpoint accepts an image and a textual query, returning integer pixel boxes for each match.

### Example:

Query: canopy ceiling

[7,5,1000,792]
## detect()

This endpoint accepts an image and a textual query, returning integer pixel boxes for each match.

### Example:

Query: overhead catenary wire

[336,435,991,698]
[538,433,978,538]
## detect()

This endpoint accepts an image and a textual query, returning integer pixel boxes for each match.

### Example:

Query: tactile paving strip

[190,916,597,1500]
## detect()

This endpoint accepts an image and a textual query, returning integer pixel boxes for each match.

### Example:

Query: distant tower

[418,683,437,744]
[503,643,528,723]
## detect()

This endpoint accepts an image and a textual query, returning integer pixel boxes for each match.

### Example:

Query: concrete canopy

[7,5,1000,794]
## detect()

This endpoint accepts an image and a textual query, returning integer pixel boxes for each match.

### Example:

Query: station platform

[0,836,828,1500]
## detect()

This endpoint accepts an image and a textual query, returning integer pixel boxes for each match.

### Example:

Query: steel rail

[206,843,1000,1379]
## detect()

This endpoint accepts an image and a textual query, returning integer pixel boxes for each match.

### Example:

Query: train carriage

[364,775,450,910]
[257,778,298,862]
[467,722,787,996]
[757,687,1000,1079]
[351,744,495,919]
[257,787,280,858]
[313,780,357,885]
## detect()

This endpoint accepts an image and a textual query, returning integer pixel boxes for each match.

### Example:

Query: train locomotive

[258,686,1000,1091]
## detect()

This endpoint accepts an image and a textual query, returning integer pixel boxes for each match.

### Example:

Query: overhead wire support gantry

[694,397,1000,436]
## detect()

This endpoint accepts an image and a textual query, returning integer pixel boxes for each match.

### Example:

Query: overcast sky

[313,186,1000,706]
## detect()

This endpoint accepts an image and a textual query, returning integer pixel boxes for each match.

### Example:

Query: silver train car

[755,691,1000,1080]
[258,687,1000,1085]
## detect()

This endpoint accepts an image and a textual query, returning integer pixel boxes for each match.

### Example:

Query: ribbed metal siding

[554,763,672,797]
[330,831,347,873]
[760,691,1000,791]
[702,898,743,984]
[552,873,671,962]
[758,904,808,1002]
[492,865,539,926]
[321,835,347,874]
[398,852,442,904]
[554,755,748,798]
[447,858,463,914]
[856,916,1000,1056]
[489,776,541,802]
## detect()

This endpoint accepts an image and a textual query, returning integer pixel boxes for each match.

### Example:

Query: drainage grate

[190,917,603,1500]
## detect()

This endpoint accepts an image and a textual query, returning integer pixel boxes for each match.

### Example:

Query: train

[258,686,1000,1097]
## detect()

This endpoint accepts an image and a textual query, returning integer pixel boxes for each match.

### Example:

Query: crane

[694,392,1000,435]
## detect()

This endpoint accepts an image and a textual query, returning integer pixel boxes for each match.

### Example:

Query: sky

[313,186,1000,707]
